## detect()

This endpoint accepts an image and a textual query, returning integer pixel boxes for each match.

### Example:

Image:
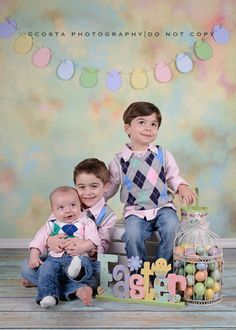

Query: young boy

[21,158,117,304]
[105,101,196,266]
[30,186,101,308]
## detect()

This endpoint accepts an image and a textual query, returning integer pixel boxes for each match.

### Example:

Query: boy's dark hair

[73,158,110,185]
[49,186,78,206]
[123,102,162,127]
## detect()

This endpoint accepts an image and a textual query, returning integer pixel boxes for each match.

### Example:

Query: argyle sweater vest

[116,146,170,210]
[49,219,83,238]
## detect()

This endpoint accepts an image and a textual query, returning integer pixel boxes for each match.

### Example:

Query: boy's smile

[125,113,159,151]
[75,172,109,209]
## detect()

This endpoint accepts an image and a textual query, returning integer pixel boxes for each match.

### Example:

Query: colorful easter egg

[208,246,219,256]
[208,262,216,271]
[154,61,172,83]
[106,69,122,91]
[194,40,213,60]
[186,275,195,286]
[205,277,215,288]
[211,269,221,281]
[177,267,184,276]
[174,246,184,255]
[32,47,52,68]
[14,34,33,54]
[175,53,193,73]
[0,18,17,38]
[212,25,230,44]
[130,68,148,89]
[205,288,214,300]
[56,60,75,80]
[194,282,206,296]
[195,271,207,282]
[196,245,205,256]
[213,281,221,293]
[185,264,196,275]
[185,286,193,298]
[185,247,196,256]
[196,263,207,271]
[79,67,98,88]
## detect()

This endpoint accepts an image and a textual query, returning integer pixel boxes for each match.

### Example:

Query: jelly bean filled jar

[173,206,223,305]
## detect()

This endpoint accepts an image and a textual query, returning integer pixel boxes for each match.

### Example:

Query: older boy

[106,101,195,266]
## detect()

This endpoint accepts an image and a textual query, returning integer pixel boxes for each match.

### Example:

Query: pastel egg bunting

[130,68,148,89]
[154,61,172,83]
[14,34,33,54]
[0,18,17,38]
[32,47,52,68]
[175,53,193,73]
[79,67,98,88]
[106,69,122,91]
[194,40,213,60]
[212,25,230,44]
[56,59,75,80]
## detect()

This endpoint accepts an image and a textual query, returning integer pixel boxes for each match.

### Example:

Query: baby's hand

[47,234,66,253]
[178,184,196,205]
[28,256,43,269]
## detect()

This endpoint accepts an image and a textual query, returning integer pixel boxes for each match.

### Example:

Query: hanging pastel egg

[175,53,193,73]
[194,40,213,60]
[212,25,230,44]
[32,47,52,68]
[154,61,172,83]
[79,67,98,88]
[13,34,33,54]
[56,60,75,80]
[0,18,17,38]
[130,68,148,89]
[106,69,122,91]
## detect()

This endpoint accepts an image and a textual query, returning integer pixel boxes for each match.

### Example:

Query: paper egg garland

[14,34,33,54]
[32,47,52,68]
[106,70,122,91]
[56,60,75,80]
[194,40,213,60]
[0,18,17,38]
[154,61,172,82]
[79,67,98,88]
[175,53,193,73]
[130,68,148,89]
[212,25,230,44]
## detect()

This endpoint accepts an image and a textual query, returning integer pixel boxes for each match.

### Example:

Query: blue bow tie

[62,224,78,236]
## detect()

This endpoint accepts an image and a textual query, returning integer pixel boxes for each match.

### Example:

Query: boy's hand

[178,184,196,205]
[28,256,43,269]
[47,234,66,253]
[64,237,85,256]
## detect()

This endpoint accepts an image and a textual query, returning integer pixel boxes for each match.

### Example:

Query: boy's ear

[124,123,130,135]
[103,182,110,193]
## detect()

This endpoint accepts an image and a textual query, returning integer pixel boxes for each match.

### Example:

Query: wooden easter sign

[96,254,186,307]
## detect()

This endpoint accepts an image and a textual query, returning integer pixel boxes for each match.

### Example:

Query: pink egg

[195,271,207,282]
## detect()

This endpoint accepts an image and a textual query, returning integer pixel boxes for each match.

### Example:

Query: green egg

[194,282,206,296]
[177,267,184,275]
[208,262,215,271]
[185,263,196,275]
[205,277,215,288]
[196,245,205,255]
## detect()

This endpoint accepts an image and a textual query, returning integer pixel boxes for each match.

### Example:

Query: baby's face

[51,190,81,223]
[75,172,109,209]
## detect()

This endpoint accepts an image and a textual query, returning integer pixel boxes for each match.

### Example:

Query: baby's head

[73,158,110,209]
[123,101,162,127]
[50,186,81,223]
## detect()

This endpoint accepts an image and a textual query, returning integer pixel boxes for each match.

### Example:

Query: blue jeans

[21,256,100,294]
[36,254,94,303]
[123,207,179,264]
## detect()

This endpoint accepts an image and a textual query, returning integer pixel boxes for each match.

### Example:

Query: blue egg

[196,263,207,271]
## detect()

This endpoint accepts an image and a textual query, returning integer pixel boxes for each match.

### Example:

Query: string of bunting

[0,9,235,91]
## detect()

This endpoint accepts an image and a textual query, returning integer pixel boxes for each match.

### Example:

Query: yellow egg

[205,288,214,300]
[213,282,221,293]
